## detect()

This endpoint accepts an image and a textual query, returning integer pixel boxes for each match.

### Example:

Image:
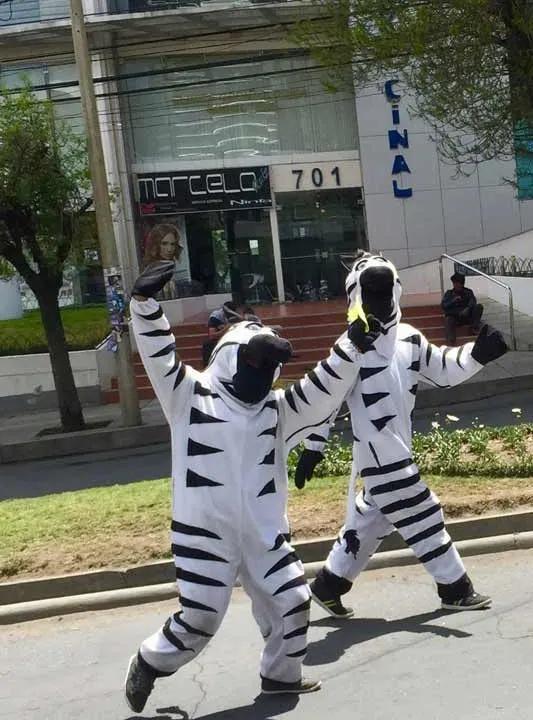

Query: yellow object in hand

[347,299,369,332]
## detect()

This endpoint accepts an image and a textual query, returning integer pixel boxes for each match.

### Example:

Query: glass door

[277,188,367,299]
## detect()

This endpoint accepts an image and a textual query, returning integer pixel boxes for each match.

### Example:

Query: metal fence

[457,256,533,278]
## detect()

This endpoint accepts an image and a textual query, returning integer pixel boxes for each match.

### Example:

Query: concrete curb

[2,372,533,464]
[3,510,533,607]
[2,531,533,625]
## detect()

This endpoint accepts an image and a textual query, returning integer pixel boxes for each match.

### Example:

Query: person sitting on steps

[441,272,483,344]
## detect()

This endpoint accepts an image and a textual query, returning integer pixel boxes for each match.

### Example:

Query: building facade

[1,0,532,306]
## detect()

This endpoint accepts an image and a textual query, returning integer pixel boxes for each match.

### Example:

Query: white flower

[478,424,485,429]
[446,414,459,422]
[512,408,522,415]
[431,421,440,430]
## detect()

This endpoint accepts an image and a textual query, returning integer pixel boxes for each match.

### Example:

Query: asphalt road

[2,549,533,720]
[2,388,533,501]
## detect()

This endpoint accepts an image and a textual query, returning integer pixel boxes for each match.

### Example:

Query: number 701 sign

[270,160,362,193]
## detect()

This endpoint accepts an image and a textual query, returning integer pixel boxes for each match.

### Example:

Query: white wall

[357,82,533,268]
[0,278,23,320]
[0,350,99,399]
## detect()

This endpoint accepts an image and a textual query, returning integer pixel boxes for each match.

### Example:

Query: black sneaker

[310,579,354,619]
[261,676,321,694]
[124,652,156,713]
[441,592,492,611]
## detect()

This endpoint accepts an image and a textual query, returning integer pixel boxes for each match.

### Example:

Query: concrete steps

[104,301,471,403]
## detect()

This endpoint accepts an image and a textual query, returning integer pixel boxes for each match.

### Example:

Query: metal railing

[439,253,516,350]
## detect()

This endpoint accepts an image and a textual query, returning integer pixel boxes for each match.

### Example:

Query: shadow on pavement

[305,610,472,666]
[125,694,299,720]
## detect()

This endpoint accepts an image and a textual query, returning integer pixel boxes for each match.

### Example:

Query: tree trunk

[36,285,86,432]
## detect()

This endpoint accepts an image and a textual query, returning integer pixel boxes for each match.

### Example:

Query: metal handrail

[439,253,516,350]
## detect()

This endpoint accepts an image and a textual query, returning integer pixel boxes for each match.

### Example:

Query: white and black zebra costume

[128,290,363,693]
[301,252,507,612]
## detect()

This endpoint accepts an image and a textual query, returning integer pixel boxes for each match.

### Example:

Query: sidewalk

[1,350,532,463]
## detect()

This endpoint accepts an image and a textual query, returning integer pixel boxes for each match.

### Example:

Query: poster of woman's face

[139,216,191,300]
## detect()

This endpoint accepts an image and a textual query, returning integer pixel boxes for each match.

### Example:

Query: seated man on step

[441,272,483,344]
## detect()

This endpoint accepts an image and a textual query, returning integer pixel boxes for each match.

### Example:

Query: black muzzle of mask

[360,266,394,323]
[232,334,293,404]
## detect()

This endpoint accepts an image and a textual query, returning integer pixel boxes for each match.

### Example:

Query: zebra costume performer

[295,251,508,618]
[124,261,365,713]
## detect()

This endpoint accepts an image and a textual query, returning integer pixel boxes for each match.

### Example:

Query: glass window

[121,54,358,163]
[0,0,69,26]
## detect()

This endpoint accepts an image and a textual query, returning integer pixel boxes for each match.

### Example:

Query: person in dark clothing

[441,272,484,344]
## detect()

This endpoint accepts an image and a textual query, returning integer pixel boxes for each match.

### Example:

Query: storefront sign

[385,79,413,199]
[271,160,361,193]
[136,166,272,214]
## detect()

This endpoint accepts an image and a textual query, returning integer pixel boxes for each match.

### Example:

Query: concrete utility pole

[69,0,142,426]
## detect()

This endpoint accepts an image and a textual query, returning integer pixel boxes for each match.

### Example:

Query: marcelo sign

[136,166,272,215]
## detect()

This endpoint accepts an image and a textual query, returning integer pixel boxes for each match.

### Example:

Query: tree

[292,0,533,181]
[0,84,93,432]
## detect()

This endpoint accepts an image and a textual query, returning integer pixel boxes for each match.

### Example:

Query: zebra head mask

[204,321,292,407]
[345,251,402,358]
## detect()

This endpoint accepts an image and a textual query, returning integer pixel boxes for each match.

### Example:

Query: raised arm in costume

[124,260,367,713]
[295,252,507,618]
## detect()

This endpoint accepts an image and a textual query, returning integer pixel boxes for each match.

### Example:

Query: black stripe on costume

[294,380,310,405]
[174,364,186,389]
[360,366,387,381]
[273,574,307,596]
[171,520,221,539]
[381,487,431,515]
[308,369,331,395]
[308,433,326,442]
[173,612,213,638]
[140,327,172,337]
[179,595,218,613]
[333,343,354,363]
[163,619,194,652]
[346,281,357,296]
[284,387,298,412]
[425,343,433,366]
[260,449,276,465]
[409,384,418,395]
[456,345,465,369]
[285,414,333,443]
[283,624,309,640]
[187,438,223,456]
[165,362,180,377]
[362,392,389,408]
[264,551,300,579]
[402,334,421,346]
[368,441,380,467]
[190,407,227,424]
[286,647,307,658]
[194,381,219,398]
[408,360,421,372]
[283,599,311,617]
[371,415,396,432]
[394,502,442,529]
[320,359,341,379]
[270,533,291,551]
[171,544,228,563]
[150,342,176,358]
[263,399,278,411]
[175,567,227,587]
[186,469,223,488]
[258,426,277,437]
[258,479,276,497]
[138,306,163,321]
[405,521,445,547]
[361,457,413,477]
[419,539,453,564]
[370,473,421,497]
[442,346,451,370]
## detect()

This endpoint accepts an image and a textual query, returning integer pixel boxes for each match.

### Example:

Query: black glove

[471,324,508,365]
[294,449,324,490]
[348,314,381,353]
[131,260,175,299]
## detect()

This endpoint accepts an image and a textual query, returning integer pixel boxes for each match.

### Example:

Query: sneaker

[261,676,322,694]
[310,580,354,619]
[441,592,492,611]
[124,653,156,713]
